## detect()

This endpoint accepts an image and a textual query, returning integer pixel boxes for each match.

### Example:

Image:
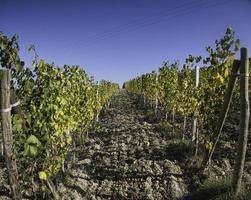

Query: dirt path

[59,90,187,200]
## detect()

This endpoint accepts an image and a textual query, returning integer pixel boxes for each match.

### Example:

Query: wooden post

[96,112,99,122]
[155,70,158,116]
[202,59,240,168]
[193,66,199,155]
[72,132,76,164]
[0,129,3,156]
[232,48,250,194]
[0,69,21,200]
[182,116,186,141]
[143,95,146,108]
[165,112,168,120]
[172,108,175,134]
[96,82,99,122]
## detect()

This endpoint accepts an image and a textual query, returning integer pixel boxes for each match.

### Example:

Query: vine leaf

[39,171,47,180]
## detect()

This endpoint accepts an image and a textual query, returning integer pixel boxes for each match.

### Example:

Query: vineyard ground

[1,90,251,199]
[58,90,188,199]
[58,90,251,199]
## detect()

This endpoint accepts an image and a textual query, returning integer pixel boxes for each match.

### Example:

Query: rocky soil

[58,90,187,200]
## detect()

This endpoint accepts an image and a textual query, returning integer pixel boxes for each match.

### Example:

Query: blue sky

[1,0,251,86]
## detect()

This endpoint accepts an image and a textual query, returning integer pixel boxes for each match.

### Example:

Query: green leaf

[27,135,41,146]
[24,143,38,157]
[24,135,42,157]
[0,42,7,50]
[234,39,240,51]
[13,115,23,132]
[226,26,233,35]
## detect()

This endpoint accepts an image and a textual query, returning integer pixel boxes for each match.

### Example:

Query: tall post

[193,66,199,155]
[0,130,3,156]
[155,69,158,116]
[96,81,99,122]
[0,69,21,199]
[232,48,250,195]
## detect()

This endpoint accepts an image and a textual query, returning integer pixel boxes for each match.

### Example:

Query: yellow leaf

[216,73,224,84]
[223,67,229,78]
[66,136,72,145]
[39,171,47,180]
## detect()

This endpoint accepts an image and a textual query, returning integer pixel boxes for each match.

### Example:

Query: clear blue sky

[1,0,251,86]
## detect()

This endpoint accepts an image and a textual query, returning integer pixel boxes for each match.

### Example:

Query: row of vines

[0,32,119,199]
[123,27,249,193]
